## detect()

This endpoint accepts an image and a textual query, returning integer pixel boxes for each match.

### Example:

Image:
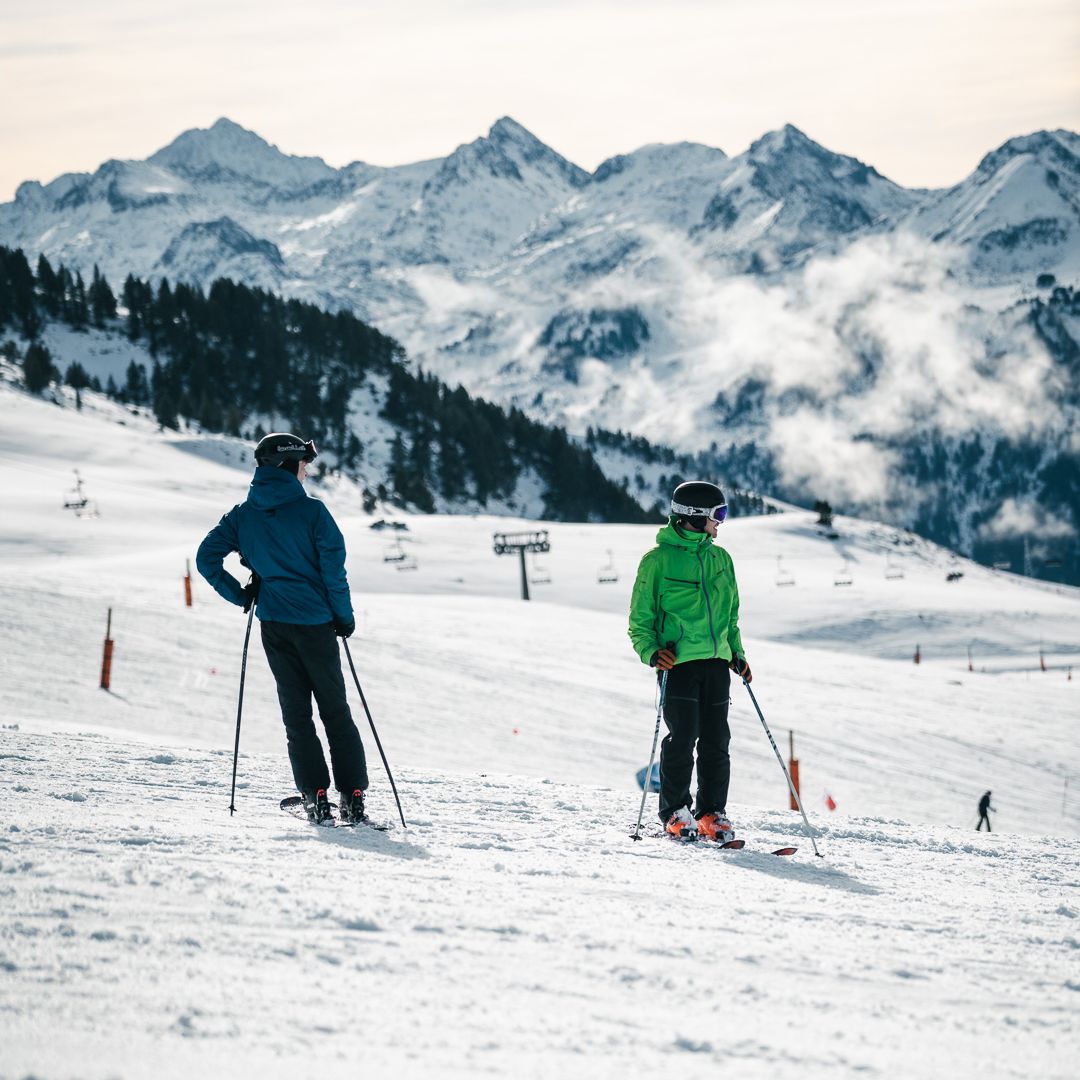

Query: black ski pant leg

[977,814,990,832]
[261,621,331,795]
[658,663,701,821]
[299,624,369,794]
[695,662,732,816]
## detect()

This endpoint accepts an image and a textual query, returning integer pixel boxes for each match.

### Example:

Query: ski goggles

[670,500,728,523]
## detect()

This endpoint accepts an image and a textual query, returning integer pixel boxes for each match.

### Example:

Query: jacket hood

[246,466,307,511]
[656,519,712,551]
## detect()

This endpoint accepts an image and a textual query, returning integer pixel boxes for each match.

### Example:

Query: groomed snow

[1,379,1078,1079]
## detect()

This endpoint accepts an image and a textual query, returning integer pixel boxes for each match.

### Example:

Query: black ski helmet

[254,432,318,468]
[670,481,728,529]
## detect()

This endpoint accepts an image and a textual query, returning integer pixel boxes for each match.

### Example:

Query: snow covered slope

[1,367,1078,1077]
[2,731,1077,1080]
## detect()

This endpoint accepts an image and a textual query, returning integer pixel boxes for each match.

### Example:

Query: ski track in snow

[2,729,1078,1080]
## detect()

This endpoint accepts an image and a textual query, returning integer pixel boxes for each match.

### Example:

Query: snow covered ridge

[2,119,1079,581]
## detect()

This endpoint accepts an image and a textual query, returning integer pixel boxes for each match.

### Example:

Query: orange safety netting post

[184,559,193,608]
[914,643,921,665]
[100,608,114,690]
[788,730,801,811]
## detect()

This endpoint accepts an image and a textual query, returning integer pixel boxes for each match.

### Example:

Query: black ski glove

[729,656,752,683]
[650,647,677,671]
[241,574,260,614]
[333,617,355,639]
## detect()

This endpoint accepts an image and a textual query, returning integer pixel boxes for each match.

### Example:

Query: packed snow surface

[1,382,1078,1078]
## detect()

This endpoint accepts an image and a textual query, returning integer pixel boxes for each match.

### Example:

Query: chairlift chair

[884,553,904,580]
[529,552,552,585]
[833,559,853,587]
[597,549,618,585]
[63,470,89,512]
[395,555,419,572]
[383,540,408,563]
[774,555,795,587]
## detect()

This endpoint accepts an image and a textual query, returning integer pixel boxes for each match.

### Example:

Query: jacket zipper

[696,547,719,658]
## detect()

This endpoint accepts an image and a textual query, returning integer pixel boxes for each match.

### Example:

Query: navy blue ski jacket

[196,466,353,625]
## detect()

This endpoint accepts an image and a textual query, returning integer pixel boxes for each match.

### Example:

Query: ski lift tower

[493,530,550,601]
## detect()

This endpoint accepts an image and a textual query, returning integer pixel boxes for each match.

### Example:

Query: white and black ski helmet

[670,481,728,527]
[254,433,318,468]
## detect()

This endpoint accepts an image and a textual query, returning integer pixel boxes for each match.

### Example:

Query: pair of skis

[279,795,390,831]
[657,829,797,856]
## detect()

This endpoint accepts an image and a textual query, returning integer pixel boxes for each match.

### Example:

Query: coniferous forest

[0,245,678,522]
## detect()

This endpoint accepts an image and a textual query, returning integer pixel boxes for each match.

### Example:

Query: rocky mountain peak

[973,129,1080,182]
[430,117,589,193]
[149,118,334,189]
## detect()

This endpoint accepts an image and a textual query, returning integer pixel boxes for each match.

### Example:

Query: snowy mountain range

[2,118,1079,580]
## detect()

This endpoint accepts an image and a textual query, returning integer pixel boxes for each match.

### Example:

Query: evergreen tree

[0,247,40,337]
[122,275,143,341]
[23,342,55,393]
[124,361,149,405]
[151,361,179,430]
[70,270,89,330]
[36,254,63,317]
[65,361,91,389]
[89,265,117,327]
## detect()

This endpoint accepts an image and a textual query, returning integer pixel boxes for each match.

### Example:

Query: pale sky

[1,0,1078,201]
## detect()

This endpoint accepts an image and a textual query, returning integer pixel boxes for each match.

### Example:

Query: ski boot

[303,788,336,826]
[696,812,735,843]
[664,807,698,840]
[339,788,367,824]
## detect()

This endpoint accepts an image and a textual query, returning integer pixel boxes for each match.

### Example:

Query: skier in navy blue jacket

[197,433,369,825]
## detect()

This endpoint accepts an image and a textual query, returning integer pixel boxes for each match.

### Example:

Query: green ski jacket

[628,520,745,667]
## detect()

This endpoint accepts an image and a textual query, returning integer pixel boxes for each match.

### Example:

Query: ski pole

[342,639,408,829]
[741,679,823,858]
[631,668,669,841]
[228,577,258,816]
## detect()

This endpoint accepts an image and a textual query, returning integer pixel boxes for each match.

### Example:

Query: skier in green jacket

[628,481,751,841]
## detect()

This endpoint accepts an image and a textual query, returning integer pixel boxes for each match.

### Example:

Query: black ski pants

[658,658,731,821]
[260,620,369,797]
[977,813,991,832]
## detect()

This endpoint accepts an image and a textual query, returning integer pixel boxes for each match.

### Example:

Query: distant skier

[977,790,995,831]
[196,433,369,826]
[628,481,750,842]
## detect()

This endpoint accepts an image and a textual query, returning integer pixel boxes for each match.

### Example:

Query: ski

[641,827,795,855]
[710,839,798,856]
[697,836,799,856]
[279,795,390,831]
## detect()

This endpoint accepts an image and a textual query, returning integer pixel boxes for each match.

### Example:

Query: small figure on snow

[977,790,995,832]
[628,482,750,842]
[196,434,369,826]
